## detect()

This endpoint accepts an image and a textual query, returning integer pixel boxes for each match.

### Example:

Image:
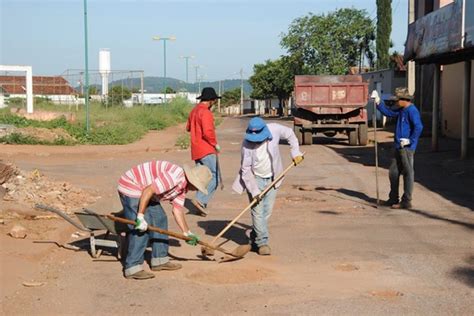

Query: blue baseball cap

[245,117,272,143]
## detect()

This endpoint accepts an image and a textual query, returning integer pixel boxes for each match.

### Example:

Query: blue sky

[0,0,407,81]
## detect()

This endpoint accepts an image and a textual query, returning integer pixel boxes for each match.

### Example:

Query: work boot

[125,270,155,280]
[382,199,398,207]
[192,199,209,217]
[391,201,412,210]
[258,245,271,256]
[151,262,182,271]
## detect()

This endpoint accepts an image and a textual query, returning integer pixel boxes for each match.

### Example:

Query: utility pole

[198,74,205,94]
[194,65,201,94]
[240,68,244,116]
[218,80,222,113]
[181,55,194,90]
[140,71,144,106]
[152,36,176,104]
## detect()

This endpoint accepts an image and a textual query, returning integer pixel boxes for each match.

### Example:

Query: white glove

[134,213,148,232]
[215,144,221,153]
[400,138,411,148]
[370,90,381,105]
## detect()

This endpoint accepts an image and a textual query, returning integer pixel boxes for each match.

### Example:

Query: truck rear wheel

[348,129,358,146]
[303,130,312,145]
[294,125,303,145]
[358,123,368,146]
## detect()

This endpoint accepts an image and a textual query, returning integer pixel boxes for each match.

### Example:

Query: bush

[108,86,132,106]
[6,97,25,106]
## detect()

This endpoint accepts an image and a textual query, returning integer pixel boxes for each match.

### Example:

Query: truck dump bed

[294,75,368,108]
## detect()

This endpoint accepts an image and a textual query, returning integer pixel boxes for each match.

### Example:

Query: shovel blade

[231,244,251,257]
[219,255,243,263]
[218,244,251,263]
[201,246,215,257]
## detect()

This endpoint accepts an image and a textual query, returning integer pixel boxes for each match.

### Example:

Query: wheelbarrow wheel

[89,233,103,258]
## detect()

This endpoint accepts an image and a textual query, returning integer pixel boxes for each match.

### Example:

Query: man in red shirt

[186,87,221,216]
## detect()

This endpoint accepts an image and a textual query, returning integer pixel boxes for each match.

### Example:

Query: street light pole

[194,65,201,94]
[83,0,90,132]
[181,56,194,89]
[152,36,176,104]
[240,68,244,116]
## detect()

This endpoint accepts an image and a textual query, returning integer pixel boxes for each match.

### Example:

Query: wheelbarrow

[35,204,129,259]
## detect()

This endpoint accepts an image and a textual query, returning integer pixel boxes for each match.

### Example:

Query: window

[425,0,434,14]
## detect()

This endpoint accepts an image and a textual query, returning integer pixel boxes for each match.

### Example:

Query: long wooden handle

[106,215,236,256]
[216,154,224,190]
[210,153,305,244]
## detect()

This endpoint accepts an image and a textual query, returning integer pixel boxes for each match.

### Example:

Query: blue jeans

[248,176,277,247]
[119,193,169,276]
[195,153,218,207]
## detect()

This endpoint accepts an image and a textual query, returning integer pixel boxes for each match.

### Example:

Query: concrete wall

[440,62,474,138]
[132,92,198,105]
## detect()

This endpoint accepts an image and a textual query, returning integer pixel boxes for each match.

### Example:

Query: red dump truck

[293,75,369,146]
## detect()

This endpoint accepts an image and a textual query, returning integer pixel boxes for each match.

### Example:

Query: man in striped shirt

[118,160,212,280]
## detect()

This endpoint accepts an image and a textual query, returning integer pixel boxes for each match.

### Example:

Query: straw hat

[394,87,413,101]
[183,165,212,194]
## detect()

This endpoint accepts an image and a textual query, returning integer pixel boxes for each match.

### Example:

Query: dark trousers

[389,149,415,202]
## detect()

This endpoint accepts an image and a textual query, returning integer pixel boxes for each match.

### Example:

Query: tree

[162,86,176,94]
[281,8,375,75]
[249,56,298,115]
[88,86,98,95]
[221,88,241,107]
[376,0,392,69]
[108,85,131,106]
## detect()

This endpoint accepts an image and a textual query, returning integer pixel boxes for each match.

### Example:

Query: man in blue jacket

[371,88,423,210]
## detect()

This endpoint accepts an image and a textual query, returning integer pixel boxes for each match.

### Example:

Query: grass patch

[0,132,73,145]
[175,134,190,149]
[0,97,193,145]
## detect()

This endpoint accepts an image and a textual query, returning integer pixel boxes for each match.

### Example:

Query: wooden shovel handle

[210,152,306,244]
[106,215,237,257]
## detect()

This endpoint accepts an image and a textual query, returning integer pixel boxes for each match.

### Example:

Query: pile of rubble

[1,161,99,213]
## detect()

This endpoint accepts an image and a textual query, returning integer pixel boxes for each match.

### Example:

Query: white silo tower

[99,49,111,96]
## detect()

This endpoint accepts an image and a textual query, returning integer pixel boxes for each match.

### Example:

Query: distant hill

[109,77,252,95]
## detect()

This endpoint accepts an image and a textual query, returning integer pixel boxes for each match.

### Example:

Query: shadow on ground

[197,220,251,246]
[310,186,474,230]
[321,134,474,211]
[450,255,474,288]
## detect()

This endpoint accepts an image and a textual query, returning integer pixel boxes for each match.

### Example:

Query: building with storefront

[405,0,474,158]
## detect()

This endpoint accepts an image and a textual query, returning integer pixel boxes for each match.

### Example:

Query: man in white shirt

[233,117,303,255]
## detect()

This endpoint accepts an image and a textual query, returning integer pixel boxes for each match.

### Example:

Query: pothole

[369,290,404,299]
[334,263,360,272]
[283,195,323,203]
